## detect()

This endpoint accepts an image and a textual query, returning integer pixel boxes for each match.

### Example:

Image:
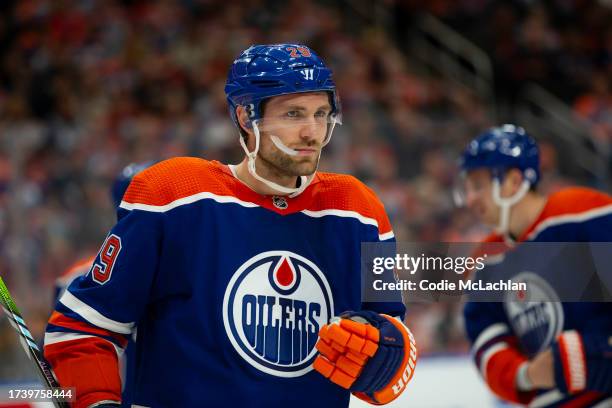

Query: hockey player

[458,125,612,407]
[43,44,417,408]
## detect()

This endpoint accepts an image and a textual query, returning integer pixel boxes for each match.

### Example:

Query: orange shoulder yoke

[540,187,612,218]
[121,158,232,206]
[521,187,612,240]
[313,173,393,236]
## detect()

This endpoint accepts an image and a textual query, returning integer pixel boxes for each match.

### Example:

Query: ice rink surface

[1,355,512,408]
[349,355,509,408]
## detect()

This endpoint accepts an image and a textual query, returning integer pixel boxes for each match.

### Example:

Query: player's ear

[236,106,254,136]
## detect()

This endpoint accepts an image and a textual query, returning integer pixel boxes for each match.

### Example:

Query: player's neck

[508,192,547,238]
[234,158,300,196]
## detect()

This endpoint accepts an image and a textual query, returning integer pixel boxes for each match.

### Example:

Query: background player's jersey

[43,157,405,408]
[464,187,612,407]
[54,255,97,304]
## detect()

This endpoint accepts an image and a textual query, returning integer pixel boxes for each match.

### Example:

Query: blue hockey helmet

[111,162,153,207]
[224,44,340,128]
[457,125,540,236]
[460,124,540,186]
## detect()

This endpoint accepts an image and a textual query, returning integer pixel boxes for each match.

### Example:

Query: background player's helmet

[457,124,540,238]
[460,124,540,186]
[225,44,340,129]
[111,162,153,207]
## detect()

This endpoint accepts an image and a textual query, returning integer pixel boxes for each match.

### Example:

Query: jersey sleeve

[463,300,536,404]
[549,191,612,394]
[44,176,164,408]
[359,183,406,320]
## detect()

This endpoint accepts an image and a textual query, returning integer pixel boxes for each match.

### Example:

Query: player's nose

[298,118,322,141]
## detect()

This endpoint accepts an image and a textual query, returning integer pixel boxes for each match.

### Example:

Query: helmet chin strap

[238,121,318,197]
[270,136,299,156]
[492,178,531,242]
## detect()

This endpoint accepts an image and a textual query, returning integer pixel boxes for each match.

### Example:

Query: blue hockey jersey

[464,187,612,407]
[43,157,405,408]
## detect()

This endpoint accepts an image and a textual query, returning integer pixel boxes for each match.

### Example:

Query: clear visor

[453,172,468,207]
[252,113,342,146]
[453,171,492,207]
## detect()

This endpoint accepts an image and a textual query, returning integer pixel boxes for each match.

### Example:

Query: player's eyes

[283,110,330,121]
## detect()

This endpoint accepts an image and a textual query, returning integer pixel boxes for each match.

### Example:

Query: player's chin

[482,212,498,227]
[289,157,319,175]
[471,214,490,228]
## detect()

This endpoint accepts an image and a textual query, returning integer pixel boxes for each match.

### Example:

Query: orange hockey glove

[313,310,417,405]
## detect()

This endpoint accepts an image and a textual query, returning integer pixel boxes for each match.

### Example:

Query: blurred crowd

[0,0,609,380]
[397,0,612,155]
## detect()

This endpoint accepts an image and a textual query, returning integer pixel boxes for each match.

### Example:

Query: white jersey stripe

[59,291,134,334]
[472,323,510,354]
[301,209,378,228]
[527,203,612,241]
[44,331,95,346]
[378,231,395,241]
[120,191,259,213]
[121,191,386,231]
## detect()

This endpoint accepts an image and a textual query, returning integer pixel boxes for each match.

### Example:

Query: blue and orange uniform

[44,157,405,408]
[465,187,612,407]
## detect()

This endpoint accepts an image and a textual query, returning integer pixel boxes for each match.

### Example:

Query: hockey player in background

[43,44,417,408]
[54,163,151,302]
[458,125,612,407]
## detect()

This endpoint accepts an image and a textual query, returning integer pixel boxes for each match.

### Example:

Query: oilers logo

[504,272,564,357]
[223,251,334,377]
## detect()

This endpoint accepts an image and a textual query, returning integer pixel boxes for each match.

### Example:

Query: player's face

[463,169,500,226]
[256,92,332,177]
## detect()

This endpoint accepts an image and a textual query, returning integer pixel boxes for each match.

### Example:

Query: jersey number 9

[91,234,122,285]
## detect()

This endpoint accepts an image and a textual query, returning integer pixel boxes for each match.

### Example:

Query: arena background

[0,0,610,406]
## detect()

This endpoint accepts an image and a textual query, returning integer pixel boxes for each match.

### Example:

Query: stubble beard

[258,148,320,179]
[484,207,501,229]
